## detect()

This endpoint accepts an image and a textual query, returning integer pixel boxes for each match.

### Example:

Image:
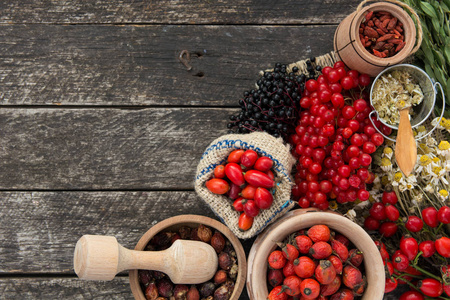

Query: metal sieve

[369,64,445,142]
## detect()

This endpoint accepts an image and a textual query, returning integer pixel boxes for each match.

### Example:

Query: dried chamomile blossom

[344,209,357,221]
[432,117,446,129]
[419,143,432,154]
[380,157,393,172]
[414,125,427,139]
[329,201,338,210]
[424,183,434,193]
[426,136,437,147]
[371,70,423,126]
[382,146,394,159]
[437,141,450,158]
[439,189,449,202]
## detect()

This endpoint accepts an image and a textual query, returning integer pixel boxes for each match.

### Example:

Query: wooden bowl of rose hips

[246,209,385,300]
[129,214,246,300]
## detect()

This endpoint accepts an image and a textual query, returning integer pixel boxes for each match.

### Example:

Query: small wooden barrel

[129,215,247,300]
[246,209,385,300]
[334,0,422,77]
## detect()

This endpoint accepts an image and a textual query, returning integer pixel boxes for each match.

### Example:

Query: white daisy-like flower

[380,157,393,172]
[437,141,450,159]
[424,183,434,193]
[439,189,449,202]
[382,147,394,159]
[405,174,417,187]
[414,125,427,139]
[426,136,438,147]
[432,117,445,129]
[344,209,357,221]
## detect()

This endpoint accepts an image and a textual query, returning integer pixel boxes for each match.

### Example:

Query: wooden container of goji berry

[246,209,385,299]
[334,0,422,77]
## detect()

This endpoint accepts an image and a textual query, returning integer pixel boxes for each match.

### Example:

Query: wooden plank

[0,191,218,273]
[0,107,235,190]
[0,276,405,299]
[0,25,337,106]
[0,277,133,299]
[0,191,255,278]
[0,0,360,25]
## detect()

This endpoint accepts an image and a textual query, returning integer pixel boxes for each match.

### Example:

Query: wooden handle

[74,235,218,284]
[395,108,417,176]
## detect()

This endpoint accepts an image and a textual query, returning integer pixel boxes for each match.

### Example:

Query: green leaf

[444,0,450,9]
[420,1,438,19]
[421,40,435,64]
[433,49,445,66]
[432,17,441,35]
[424,63,435,80]
[446,77,450,103]
[445,44,450,63]
[435,68,447,87]
[441,2,450,13]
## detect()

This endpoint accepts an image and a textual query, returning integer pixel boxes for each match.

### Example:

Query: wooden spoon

[395,106,417,176]
[74,235,218,284]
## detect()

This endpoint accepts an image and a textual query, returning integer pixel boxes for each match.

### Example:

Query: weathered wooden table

[1,1,403,298]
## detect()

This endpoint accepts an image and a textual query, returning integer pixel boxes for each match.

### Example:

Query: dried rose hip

[307,225,331,242]
[309,241,333,259]
[343,265,363,289]
[268,269,284,287]
[268,250,287,269]
[156,278,173,297]
[315,260,337,285]
[218,252,233,271]
[145,282,158,300]
[210,231,226,253]
[214,269,228,285]
[197,224,212,243]
[186,285,200,300]
[293,256,316,278]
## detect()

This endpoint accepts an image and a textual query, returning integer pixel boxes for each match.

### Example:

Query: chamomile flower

[432,116,445,129]
[329,201,338,210]
[437,141,450,158]
[383,147,394,159]
[380,157,393,172]
[344,209,357,221]
[439,189,449,202]
[426,136,437,147]
[415,125,427,139]
[424,183,434,193]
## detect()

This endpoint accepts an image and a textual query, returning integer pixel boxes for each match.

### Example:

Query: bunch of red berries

[205,149,276,231]
[366,189,450,298]
[290,61,392,210]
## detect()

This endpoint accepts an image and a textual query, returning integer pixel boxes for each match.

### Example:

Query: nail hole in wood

[194,51,204,57]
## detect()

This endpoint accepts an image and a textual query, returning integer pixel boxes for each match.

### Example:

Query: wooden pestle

[74,235,218,284]
[395,106,417,176]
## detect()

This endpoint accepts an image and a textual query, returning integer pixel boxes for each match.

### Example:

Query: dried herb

[400,0,450,116]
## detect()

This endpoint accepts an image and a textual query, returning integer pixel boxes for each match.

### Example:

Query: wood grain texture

[0,276,406,300]
[0,277,133,299]
[0,0,360,25]
[0,107,234,190]
[0,191,216,273]
[0,25,336,106]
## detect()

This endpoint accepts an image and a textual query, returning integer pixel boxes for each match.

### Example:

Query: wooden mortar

[129,214,247,300]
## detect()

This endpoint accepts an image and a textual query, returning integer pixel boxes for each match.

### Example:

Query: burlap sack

[194,132,296,239]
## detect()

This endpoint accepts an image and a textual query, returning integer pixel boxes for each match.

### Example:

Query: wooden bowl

[129,215,247,300]
[246,209,385,299]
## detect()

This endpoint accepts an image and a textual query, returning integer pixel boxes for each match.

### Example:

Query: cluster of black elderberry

[227,59,322,141]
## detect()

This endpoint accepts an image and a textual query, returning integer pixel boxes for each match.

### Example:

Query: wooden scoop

[395,106,417,176]
[74,235,218,284]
